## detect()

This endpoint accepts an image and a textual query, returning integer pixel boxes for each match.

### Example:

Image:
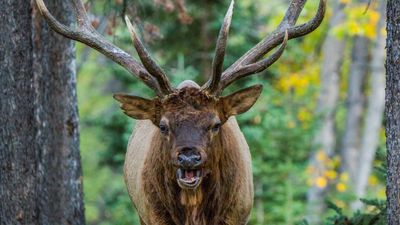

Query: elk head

[35,0,326,190]
[114,82,263,189]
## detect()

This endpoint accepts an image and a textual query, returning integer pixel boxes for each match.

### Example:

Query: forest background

[75,0,387,224]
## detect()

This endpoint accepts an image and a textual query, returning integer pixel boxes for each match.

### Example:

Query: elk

[35,0,326,224]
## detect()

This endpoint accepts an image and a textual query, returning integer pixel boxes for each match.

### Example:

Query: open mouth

[176,168,203,189]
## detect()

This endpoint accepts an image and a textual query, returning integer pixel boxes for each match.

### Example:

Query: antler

[35,0,173,97]
[204,0,327,96]
[124,16,174,94]
[205,0,235,94]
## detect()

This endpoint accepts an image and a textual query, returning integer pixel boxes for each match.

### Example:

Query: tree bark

[306,2,346,224]
[351,0,386,210]
[386,0,400,224]
[0,1,85,224]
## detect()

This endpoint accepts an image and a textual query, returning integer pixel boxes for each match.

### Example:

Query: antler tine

[71,0,91,28]
[286,0,327,38]
[205,0,235,95]
[220,30,289,91]
[35,0,165,97]
[218,0,326,91]
[125,16,173,95]
[278,0,308,30]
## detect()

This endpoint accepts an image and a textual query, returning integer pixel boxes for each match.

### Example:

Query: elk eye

[212,123,221,132]
[159,124,169,134]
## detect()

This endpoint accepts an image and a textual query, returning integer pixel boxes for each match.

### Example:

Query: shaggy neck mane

[142,122,243,225]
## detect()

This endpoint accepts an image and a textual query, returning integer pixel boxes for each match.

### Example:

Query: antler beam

[226,0,326,72]
[35,0,172,97]
[221,31,289,89]
[203,0,327,95]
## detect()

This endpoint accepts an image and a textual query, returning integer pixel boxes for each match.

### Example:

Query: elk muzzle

[177,147,202,169]
[174,146,207,189]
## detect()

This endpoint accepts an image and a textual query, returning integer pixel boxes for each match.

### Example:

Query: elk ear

[113,94,156,121]
[220,84,263,118]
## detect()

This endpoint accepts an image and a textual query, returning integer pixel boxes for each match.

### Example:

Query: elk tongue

[185,170,194,179]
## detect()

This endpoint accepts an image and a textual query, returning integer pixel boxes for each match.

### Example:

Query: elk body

[35,0,326,224]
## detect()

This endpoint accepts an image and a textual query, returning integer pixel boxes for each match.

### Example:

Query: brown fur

[122,82,258,225]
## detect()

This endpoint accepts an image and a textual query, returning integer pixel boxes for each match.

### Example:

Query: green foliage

[324,196,387,225]
[319,154,387,225]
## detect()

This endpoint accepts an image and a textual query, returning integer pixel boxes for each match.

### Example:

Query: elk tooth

[176,168,183,179]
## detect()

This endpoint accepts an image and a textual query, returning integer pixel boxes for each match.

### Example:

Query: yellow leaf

[336,182,347,192]
[325,170,338,180]
[316,177,328,189]
[348,21,361,35]
[368,175,379,186]
[365,24,376,39]
[369,11,380,25]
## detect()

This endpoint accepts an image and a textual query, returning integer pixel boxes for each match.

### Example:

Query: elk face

[159,108,220,190]
[114,83,262,189]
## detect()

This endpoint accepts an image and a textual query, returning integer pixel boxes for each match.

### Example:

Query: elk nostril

[193,154,201,162]
[177,150,202,167]
[178,154,185,163]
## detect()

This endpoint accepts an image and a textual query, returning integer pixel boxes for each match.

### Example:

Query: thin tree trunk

[340,0,372,192]
[386,0,400,224]
[340,34,368,182]
[0,1,85,224]
[306,2,346,224]
[351,0,386,210]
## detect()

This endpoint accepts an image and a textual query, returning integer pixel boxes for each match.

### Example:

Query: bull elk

[35,0,326,224]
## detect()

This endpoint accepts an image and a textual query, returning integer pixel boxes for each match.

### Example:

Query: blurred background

[76,0,387,224]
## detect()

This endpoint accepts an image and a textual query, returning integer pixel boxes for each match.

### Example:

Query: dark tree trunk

[0,1,85,224]
[386,1,400,224]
